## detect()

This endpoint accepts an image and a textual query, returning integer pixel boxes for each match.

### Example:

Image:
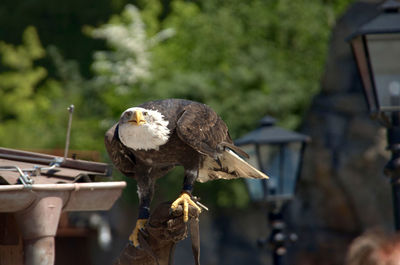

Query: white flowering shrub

[89,4,174,95]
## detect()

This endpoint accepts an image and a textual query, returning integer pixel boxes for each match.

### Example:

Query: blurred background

[0,0,394,264]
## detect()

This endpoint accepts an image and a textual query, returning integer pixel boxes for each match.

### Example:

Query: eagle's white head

[118,107,170,151]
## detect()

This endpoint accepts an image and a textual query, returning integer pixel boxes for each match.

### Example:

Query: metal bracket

[0,157,63,188]
[50,157,64,167]
[0,166,34,189]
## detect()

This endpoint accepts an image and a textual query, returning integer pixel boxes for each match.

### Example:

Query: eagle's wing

[105,123,137,177]
[175,103,229,158]
[175,102,268,183]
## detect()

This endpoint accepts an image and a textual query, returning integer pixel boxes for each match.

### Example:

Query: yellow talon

[171,192,202,222]
[129,219,147,247]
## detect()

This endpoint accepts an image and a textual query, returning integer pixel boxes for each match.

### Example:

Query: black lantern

[348,0,400,116]
[235,116,310,265]
[348,0,400,230]
[236,116,310,205]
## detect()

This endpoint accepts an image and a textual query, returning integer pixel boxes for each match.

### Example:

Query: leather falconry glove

[113,200,202,265]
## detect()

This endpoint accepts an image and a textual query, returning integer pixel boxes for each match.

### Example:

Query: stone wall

[287,1,395,264]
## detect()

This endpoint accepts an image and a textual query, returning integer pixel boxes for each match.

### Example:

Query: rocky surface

[287,1,395,264]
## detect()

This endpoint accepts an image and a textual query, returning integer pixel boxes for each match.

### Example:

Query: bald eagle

[105,99,268,246]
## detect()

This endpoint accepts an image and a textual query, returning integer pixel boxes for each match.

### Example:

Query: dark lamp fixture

[348,0,400,231]
[348,0,400,117]
[235,116,310,205]
[235,116,309,265]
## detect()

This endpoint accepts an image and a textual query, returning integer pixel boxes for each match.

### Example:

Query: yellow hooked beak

[129,110,146,125]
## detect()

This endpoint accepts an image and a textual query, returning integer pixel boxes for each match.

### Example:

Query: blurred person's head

[346,229,400,265]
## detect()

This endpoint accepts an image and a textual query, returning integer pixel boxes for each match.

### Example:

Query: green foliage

[0,28,106,152]
[84,4,153,118]
[0,26,46,119]
[0,26,64,148]
[146,0,341,135]
[0,0,140,77]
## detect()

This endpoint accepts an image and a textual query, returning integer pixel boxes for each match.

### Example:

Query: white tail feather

[197,150,269,183]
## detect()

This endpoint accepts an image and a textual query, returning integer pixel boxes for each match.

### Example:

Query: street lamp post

[235,116,310,265]
[348,0,400,230]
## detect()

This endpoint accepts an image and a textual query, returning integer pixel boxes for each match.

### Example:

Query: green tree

[147,0,340,134]
[0,26,66,149]
[0,27,105,152]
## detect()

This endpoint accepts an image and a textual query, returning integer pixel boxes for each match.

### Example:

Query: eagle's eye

[143,111,148,116]
[124,111,132,118]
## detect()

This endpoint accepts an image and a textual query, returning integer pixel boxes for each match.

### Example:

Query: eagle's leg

[171,170,202,222]
[129,177,155,247]
[129,219,147,247]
